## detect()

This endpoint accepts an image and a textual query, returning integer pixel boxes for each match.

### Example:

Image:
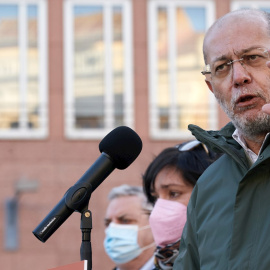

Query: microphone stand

[80,208,92,270]
[65,182,93,270]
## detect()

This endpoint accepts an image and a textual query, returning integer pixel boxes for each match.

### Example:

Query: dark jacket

[173,122,270,270]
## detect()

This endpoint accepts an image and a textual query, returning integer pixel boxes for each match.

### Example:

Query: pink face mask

[149,198,187,247]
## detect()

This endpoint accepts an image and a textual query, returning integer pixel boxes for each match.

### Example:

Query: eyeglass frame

[201,47,269,81]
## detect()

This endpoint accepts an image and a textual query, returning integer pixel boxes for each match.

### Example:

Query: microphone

[32,126,142,243]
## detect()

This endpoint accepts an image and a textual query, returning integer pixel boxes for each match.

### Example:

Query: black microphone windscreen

[99,126,142,170]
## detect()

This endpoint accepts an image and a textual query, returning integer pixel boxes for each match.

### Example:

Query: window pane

[157,7,169,129]
[74,6,105,129]
[0,1,47,138]
[176,7,208,129]
[113,6,124,127]
[149,1,216,139]
[65,1,133,138]
[156,7,208,130]
[0,5,19,129]
[27,5,39,129]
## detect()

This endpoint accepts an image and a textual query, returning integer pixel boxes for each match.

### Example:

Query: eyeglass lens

[201,47,269,81]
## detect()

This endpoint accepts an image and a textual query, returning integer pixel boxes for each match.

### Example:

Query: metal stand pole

[80,209,92,270]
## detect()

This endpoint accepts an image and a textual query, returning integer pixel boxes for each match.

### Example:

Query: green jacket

[173,122,270,270]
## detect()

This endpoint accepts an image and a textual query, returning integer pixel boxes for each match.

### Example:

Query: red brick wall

[0,0,230,269]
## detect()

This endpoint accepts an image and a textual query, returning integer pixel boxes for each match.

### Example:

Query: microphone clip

[65,182,93,214]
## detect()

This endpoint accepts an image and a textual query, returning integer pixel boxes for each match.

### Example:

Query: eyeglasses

[201,47,269,81]
[176,140,209,155]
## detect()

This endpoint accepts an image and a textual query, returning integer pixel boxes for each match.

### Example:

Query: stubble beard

[215,89,270,143]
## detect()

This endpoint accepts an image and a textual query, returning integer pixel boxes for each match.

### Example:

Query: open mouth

[236,95,256,104]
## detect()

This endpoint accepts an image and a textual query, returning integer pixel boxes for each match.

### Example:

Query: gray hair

[108,184,153,212]
[203,9,270,64]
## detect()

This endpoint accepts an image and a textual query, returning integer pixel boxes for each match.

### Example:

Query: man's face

[104,195,153,249]
[204,14,270,139]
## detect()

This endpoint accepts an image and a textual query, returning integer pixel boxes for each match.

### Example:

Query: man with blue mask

[104,184,155,270]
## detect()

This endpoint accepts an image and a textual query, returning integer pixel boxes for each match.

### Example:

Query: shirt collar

[232,129,270,165]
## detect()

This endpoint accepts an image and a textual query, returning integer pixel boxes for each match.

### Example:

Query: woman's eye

[169,191,180,198]
[150,191,158,199]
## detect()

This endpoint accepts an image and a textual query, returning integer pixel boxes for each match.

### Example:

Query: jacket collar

[188,122,249,169]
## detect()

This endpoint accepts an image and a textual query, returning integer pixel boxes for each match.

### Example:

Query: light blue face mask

[104,222,154,264]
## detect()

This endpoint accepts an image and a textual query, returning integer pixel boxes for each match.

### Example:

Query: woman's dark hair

[142,141,221,205]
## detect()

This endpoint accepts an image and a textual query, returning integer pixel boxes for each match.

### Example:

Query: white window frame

[148,0,216,140]
[64,0,133,139]
[231,1,270,10]
[0,0,48,139]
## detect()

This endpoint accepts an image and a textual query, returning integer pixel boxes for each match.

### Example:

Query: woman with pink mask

[142,140,221,270]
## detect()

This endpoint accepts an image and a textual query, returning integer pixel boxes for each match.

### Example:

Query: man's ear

[205,80,214,93]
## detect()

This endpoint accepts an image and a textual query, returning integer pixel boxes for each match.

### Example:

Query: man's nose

[231,61,252,86]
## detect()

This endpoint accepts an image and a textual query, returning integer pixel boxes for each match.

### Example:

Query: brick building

[1,0,269,269]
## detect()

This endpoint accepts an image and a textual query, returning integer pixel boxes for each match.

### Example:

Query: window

[0,0,48,139]
[148,0,216,139]
[64,0,133,139]
[231,1,270,12]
